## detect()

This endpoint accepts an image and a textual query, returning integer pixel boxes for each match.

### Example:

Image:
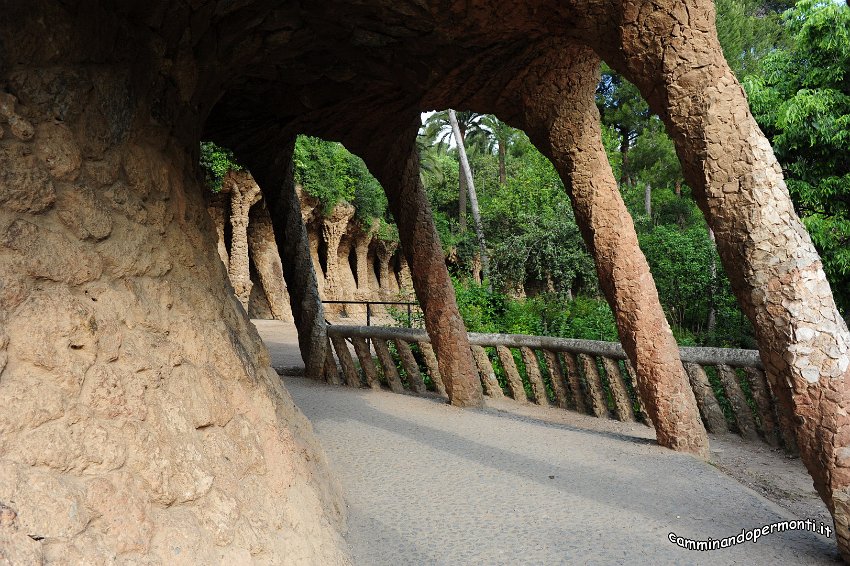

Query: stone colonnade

[3,0,850,562]
[206,173,412,322]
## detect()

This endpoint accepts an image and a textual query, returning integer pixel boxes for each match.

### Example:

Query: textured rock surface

[0,5,348,563]
[4,0,850,561]
[358,124,484,407]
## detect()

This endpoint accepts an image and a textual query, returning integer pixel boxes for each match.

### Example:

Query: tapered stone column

[600,0,850,551]
[322,204,355,302]
[206,192,230,269]
[514,43,708,456]
[246,142,328,381]
[0,10,346,559]
[248,202,293,322]
[356,120,483,407]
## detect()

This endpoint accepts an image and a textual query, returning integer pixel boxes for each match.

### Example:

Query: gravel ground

[256,320,841,565]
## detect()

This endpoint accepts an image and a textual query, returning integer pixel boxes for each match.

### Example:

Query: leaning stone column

[246,142,328,381]
[248,202,294,322]
[514,43,708,456]
[225,170,261,310]
[356,121,483,407]
[603,0,850,550]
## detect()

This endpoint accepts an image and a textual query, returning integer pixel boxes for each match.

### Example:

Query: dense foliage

[744,0,850,312]
[199,141,241,192]
[293,135,389,227]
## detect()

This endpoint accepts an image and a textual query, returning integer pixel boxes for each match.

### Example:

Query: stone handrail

[323,325,793,451]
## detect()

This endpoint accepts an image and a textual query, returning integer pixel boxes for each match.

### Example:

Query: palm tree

[423,110,481,231]
[471,115,518,186]
[448,109,490,286]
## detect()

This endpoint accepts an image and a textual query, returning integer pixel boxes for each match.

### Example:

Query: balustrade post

[717,364,759,441]
[471,345,504,398]
[602,357,634,422]
[520,347,551,407]
[395,339,426,393]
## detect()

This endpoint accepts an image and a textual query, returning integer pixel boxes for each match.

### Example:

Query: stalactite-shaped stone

[322,204,356,305]
[471,345,504,398]
[496,346,527,403]
[207,193,229,270]
[351,337,380,390]
[717,364,759,441]
[684,363,728,434]
[520,347,551,407]
[395,339,425,393]
[542,350,569,408]
[331,335,361,388]
[602,357,634,422]
[397,256,413,296]
[373,338,404,393]
[579,354,608,419]
[226,170,262,310]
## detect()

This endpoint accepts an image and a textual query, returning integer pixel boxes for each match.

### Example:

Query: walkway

[255,320,840,565]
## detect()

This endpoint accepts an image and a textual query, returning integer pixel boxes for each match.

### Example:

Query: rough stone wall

[7,0,850,560]
[0,9,349,564]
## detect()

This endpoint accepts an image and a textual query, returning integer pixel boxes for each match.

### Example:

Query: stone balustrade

[323,325,794,450]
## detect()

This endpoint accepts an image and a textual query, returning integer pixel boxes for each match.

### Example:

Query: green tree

[423,110,482,231]
[715,0,793,77]
[744,0,850,315]
[199,141,242,192]
[470,115,519,185]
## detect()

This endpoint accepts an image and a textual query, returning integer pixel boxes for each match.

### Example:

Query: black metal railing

[322,300,420,327]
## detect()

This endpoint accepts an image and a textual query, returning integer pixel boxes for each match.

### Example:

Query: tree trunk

[644,182,652,217]
[449,109,490,285]
[458,127,467,233]
[248,202,294,322]
[498,142,507,186]
[226,170,261,310]
[619,128,630,186]
[605,0,850,553]
[516,43,708,457]
[357,118,483,407]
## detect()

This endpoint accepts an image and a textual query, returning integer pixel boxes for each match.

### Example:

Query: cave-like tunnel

[2,0,850,562]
